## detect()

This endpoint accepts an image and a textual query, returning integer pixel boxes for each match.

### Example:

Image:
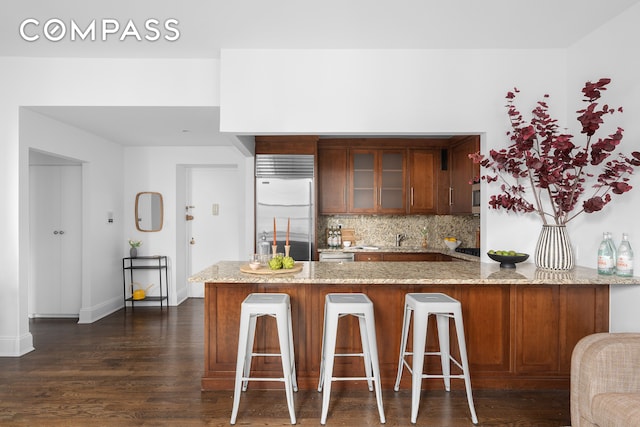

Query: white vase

[535,224,574,270]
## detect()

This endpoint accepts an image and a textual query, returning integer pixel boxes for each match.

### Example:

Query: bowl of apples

[487,250,529,269]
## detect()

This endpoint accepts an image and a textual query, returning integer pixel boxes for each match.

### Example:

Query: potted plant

[471,78,640,270]
[128,239,142,258]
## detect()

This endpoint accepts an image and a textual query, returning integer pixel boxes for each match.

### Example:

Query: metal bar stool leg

[318,300,328,392]
[453,306,478,424]
[436,313,451,391]
[358,314,374,391]
[287,302,298,392]
[320,304,338,425]
[394,302,412,391]
[364,304,386,424]
[410,306,428,424]
[242,313,258,391]
[231,309,250,425]
[276,308,297,424]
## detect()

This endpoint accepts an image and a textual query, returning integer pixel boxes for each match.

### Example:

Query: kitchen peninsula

[193,260,640,392]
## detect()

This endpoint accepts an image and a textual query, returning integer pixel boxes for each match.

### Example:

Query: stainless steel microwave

[471,183,480,214]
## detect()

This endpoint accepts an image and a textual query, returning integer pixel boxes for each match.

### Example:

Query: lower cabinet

[354,252,452,262]
[354,252,384,262]
[203,282,608,391]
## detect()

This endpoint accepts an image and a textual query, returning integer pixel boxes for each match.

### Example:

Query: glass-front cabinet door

[351,150,375,211]
[380,151,405,212]
[349,149,405,213]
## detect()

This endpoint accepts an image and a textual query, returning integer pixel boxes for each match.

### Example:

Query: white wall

[123,146,253,305]
[21,109,124,322]
[0,57,219,356]
[221,49,568,135]
[568,3,640,332]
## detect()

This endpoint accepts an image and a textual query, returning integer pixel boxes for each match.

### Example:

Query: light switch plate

[211,204,219,215]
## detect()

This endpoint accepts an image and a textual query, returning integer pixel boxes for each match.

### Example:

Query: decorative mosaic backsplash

[318,214,481,249]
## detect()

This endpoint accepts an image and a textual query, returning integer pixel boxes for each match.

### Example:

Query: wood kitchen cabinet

[254,135,318,154]
[354,252,452,261]
[349,149,405,214]
[449,136,480,214]
[407,149,439,214]
[203,274,609,391]
[318,146,348,214]
[316,138,458,215]
[354,252,385,262]
[514,285,608,374]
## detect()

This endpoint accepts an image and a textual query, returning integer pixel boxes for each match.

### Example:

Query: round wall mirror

[135,192,164,232]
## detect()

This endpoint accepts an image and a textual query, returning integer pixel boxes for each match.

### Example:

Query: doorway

[185,165,241,297]
[28,151,83,317]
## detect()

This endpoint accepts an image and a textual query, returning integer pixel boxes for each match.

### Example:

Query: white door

[29,165,82,317]
[187,167,241,297]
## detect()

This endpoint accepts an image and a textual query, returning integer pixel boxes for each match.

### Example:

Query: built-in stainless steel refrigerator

[255,154,314,261]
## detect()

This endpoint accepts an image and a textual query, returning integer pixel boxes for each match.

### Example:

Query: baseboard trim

[0,332,34,357]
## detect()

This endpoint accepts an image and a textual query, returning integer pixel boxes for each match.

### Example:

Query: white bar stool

[317,293,385,425]
[393,293,478,424]
[230,293,297,425]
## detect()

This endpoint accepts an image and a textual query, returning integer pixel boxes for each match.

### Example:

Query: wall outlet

[211,204,219,215]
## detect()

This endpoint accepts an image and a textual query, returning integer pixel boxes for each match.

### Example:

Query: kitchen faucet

[395,233,406,247]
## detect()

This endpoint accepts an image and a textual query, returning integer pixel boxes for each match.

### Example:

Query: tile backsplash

[318,214,480,249]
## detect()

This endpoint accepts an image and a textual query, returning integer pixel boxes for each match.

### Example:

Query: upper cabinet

[448,136,480,215]
[407,149,439,214]
[318,146,348,214]
[350,149,405,214]
[317,137,479,215]
[255,135,318,155]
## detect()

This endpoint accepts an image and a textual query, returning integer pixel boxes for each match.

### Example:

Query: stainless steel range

[455,247,480,257]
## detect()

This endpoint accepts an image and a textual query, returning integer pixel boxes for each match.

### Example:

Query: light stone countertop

[190,260,640,286]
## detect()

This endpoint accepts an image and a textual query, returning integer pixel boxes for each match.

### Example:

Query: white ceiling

[27,106,224,147]
[7,0,640,146]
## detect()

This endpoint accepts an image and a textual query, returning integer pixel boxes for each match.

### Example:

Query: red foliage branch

[470,78,640,225]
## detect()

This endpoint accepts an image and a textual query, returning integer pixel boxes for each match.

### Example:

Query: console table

[122,256,168,310]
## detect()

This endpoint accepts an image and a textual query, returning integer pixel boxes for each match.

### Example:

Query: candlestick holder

[284,245,291,258]
[272,245,278,257]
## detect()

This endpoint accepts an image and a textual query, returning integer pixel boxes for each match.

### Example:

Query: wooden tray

[324,228,356,245]
[240,262,303,275]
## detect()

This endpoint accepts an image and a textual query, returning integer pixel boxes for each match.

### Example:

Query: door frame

[27,149,85,320]
[176,164,251,300]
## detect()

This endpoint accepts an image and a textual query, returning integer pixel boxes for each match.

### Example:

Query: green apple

[268,257,283,270]
[282,256,295,269]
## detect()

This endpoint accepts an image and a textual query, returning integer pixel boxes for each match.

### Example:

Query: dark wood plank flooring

[0,299,570,426]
